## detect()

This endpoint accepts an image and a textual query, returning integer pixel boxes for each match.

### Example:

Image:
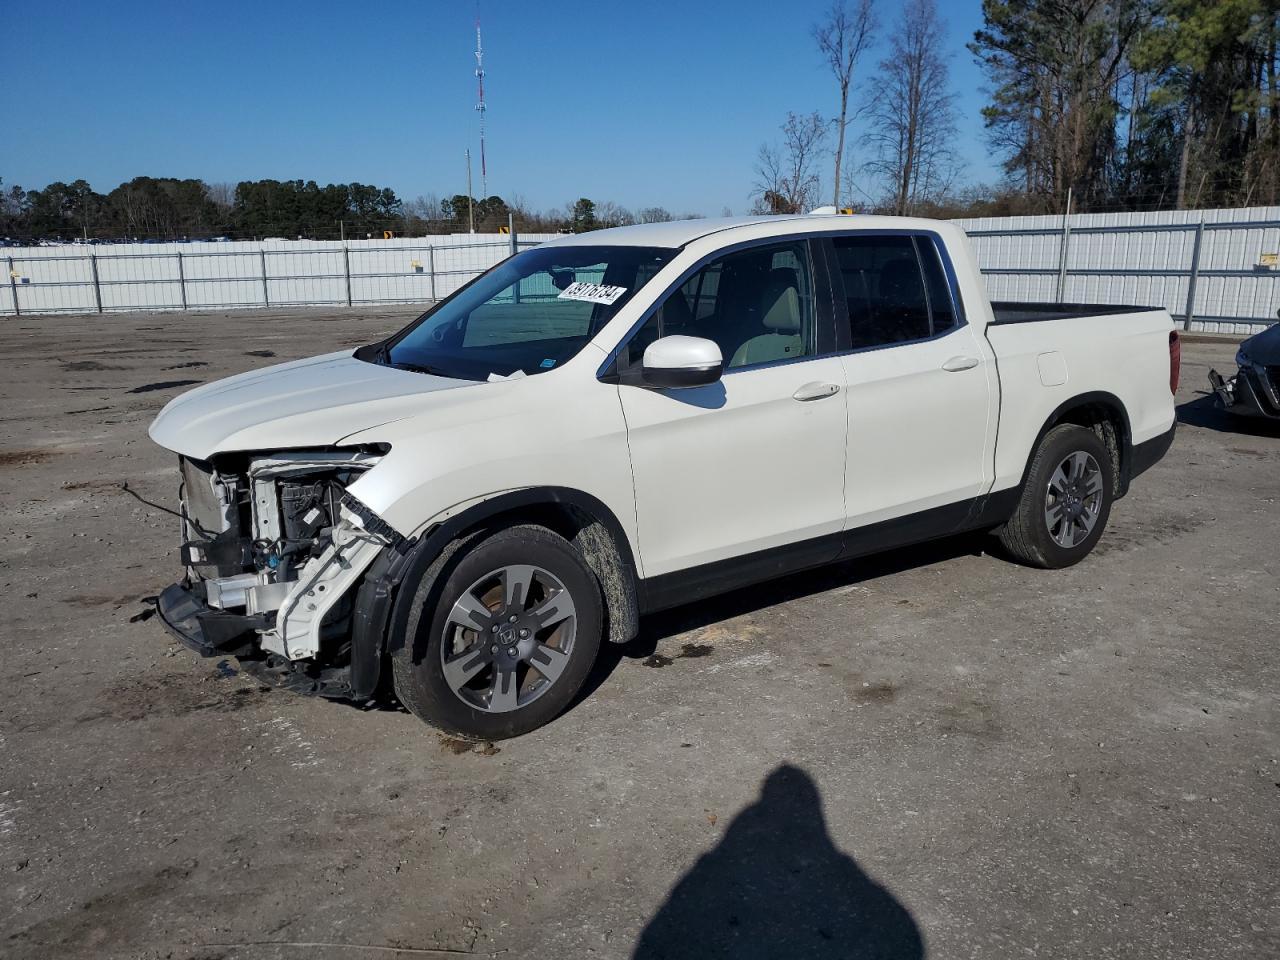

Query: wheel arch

[1022,391,1135,498]
[349,487,640,699]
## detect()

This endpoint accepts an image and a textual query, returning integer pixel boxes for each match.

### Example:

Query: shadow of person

[633,765,924,960]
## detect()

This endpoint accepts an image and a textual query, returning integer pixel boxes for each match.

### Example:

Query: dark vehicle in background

[1210,319,1280,420]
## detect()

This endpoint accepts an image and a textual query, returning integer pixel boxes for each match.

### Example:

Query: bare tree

[204,182,236,211]
[403,194,442,219]
[865,0,959,214]
[838,157,877,211]
[594,201,635,228]
[1,178,28,220]
[504,194,568,233]
[752,142,789,213]
[813,0,878,208]
[752,112,829,214]
[636,206,674,223]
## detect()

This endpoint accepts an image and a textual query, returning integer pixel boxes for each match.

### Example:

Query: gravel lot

[1,306,1277,960]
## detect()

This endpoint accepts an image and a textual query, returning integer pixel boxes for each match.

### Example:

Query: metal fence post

[90,254,104,313]
[343,246,353,307]
[1055,187,1073,303]
[509,214,521,305]
[1183,218,1205,332]
[176,252,188,310]
[259,249,269,306]
[7,256,18,317]
[427,245,437,301]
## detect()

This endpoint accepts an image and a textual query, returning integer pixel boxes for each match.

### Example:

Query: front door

[616,239,848,583]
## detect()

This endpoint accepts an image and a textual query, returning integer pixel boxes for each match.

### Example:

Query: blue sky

[2,0,999,214]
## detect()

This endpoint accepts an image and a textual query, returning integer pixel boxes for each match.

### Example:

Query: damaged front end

[1209,362,1280,420]
[1209,328,1280,420]
[156,450,407,699]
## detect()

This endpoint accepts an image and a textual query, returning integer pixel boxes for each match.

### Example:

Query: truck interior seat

[730,268,805,367]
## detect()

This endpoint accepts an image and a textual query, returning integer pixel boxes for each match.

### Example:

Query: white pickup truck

[150,214,1179,739]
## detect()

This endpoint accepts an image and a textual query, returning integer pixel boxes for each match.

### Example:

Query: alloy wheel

[439,564,578,713]
[1043,451,1104,548]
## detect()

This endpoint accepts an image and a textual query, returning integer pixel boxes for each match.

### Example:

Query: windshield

[376,245,676,380]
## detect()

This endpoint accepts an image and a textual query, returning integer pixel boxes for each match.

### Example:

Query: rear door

[615,238,849,582]
[825,233,998,533]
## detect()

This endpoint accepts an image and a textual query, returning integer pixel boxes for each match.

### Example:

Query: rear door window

[831,235,958,349]
[917,237,958,333]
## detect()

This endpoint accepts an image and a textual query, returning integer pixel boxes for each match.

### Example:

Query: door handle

[942,356,980,372]
[792,381,841,402]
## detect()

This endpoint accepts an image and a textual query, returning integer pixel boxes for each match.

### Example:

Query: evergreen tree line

[0,174,698,243]
[0,177,411,242]
[762,0,1280,218]
[970,0,1280,214]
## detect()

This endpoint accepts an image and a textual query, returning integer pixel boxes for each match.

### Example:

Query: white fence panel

[956,205,1280,333]
[1,233,559,317]
[3,212,1275,332]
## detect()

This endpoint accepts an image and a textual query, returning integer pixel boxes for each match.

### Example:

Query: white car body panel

[985,312,1176,492]
[840,322,999,528]
[618,356,849,577]
[339,343,646,568]
[149,351,472,458]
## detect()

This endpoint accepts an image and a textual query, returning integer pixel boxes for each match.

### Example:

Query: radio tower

[474,14,487,199]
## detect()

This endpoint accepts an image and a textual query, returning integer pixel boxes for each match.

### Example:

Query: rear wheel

[391,525,602,740]
[998,424,1114,569]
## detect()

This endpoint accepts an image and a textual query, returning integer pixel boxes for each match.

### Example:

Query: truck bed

[990,301,1164,325]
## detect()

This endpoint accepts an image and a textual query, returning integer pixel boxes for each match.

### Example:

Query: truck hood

[148,350,473,459]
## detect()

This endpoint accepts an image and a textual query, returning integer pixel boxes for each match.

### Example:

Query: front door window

[622,241,818,371]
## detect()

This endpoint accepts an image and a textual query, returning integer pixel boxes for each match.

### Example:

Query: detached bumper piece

[1209,366,1280,419]
[157,582,264,657]
[156,581,356,700]
[236,656,355,700]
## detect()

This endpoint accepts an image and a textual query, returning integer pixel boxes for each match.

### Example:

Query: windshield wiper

[390,360,455,378]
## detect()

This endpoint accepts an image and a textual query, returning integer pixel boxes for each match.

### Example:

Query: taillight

[1169,330,1181,395]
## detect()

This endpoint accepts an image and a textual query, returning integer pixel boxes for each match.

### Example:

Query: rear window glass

[832,235,959,349]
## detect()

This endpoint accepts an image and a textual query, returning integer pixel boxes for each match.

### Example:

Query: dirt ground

[1,306,1277,960]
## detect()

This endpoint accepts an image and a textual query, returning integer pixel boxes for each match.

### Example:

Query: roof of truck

[542,213,953,249]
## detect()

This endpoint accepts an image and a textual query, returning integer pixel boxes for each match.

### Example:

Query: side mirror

[641,335,723,389]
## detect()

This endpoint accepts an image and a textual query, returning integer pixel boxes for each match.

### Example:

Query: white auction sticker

[557,281,627,305]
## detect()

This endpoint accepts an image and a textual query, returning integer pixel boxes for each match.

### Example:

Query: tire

[998,423,1114,569]
[391,524,603,740]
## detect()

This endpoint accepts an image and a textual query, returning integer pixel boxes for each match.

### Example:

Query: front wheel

[998,424,1114,569]
[391,525,603,740]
